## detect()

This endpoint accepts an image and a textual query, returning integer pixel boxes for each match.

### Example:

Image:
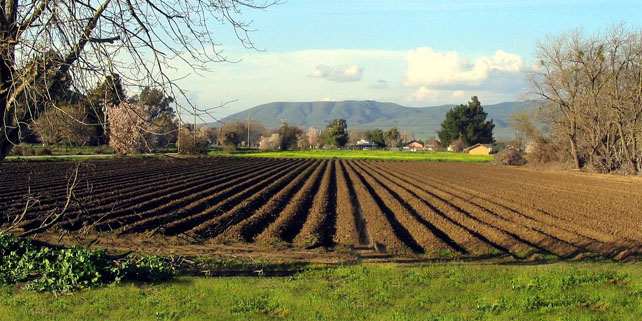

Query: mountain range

[221,100,537,140]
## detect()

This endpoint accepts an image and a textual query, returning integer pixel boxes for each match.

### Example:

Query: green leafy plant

[0,232,174,292]
[116,255,175,282]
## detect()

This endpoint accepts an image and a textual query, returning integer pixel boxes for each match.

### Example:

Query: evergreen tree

[384,126,402,148]
[278,122,303,150]
[132,87,175,120]
[365,129,385,147]
[438,96,494,147]
[324,119,348,147]
[87,74,127,144]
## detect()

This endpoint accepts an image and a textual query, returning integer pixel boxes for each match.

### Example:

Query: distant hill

[221,100,537,140]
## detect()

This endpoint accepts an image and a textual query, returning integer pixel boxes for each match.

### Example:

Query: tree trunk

[1,0,18,161]
[631,124,640,175]
[0,126,18,160]
[568,121,582,170]
[569,135,582,170]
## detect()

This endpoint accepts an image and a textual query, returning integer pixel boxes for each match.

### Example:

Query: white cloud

[410,86,439,102]
[322,97,336,101]
[169,48,526,120]
[308,64,364,82]
[404,47,523,88]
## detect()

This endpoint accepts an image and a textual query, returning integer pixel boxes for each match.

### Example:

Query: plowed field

[2,157,641,261]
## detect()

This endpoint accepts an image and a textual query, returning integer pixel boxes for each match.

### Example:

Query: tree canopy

[325,119,348,147]
[278,122,303,151]
[364,129,385,147]
[132,87,175,121]
[384,127,402,148]
[0,0,278,160]
[438,96,495,147]
[529,27,642,174]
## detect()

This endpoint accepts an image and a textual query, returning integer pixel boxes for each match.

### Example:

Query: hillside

[221,100,536,140]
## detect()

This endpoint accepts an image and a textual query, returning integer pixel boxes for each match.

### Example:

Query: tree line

[527,26,642,175]
[13,73,179,153]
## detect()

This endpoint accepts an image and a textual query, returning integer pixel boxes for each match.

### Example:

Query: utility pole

[177,104,182,154]
[247,111,250,148]
[103,85,108,144]
[193,107,197,145]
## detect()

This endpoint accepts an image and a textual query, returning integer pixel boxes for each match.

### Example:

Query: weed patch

[0,232,173,292]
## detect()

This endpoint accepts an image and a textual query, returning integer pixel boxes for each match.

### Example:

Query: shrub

[450,139,466,152]
[35,148,52,156]
[178,128,209,154]
[94,146,110,154]
[0,232,174,292]
[259,133,280,151]
[117,255,174,282]
[222,143,237,153]
[527,137,567,164]
[35,104,97,146]
[493,148,526,166]
[23,148,36,156]
[10,146,23,156]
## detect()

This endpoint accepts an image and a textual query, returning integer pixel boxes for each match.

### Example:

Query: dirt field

[2,157,641,262]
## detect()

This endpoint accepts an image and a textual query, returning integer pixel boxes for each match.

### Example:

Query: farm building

[355,139,377,150]
[406,140,424,151]
[464,143,493,155]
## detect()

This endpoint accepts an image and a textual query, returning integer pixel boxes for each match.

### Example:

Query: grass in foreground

[209,149,493,162]
[2,262,641,320]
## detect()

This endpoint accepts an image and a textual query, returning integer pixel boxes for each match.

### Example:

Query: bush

[23,148,36,156]
[527,138,567,164]
[94,146,110,154]
[34,104,97,146]
[222,143,236,153]
[117,255,174,282]
[10,146,23,156]
[0,232,174,292]
[493,148,526,166]
[35,148,52,156]
[451,139,466,152]
[178,128,209,154]
[259,133,280,151]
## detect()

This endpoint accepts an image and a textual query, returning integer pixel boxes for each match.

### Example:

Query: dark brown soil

[2,157,642,263]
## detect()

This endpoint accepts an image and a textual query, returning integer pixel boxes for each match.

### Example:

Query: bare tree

[400,130,414,144]
[0,0,279,160]
[529,31,586,169]
[348,128,365,145]
[529,26,642,174]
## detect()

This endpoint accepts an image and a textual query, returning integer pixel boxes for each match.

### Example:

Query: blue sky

[175,0,642,119]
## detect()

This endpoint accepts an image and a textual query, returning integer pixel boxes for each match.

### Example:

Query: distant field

[3,262,642,320]
[209,149,493,162]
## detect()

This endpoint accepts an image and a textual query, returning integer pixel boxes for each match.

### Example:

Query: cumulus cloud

[308,64,364,82]
[410,86,439,102]
[452,90,465,98]
[404,47,523,89]
[408,87,474,104]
